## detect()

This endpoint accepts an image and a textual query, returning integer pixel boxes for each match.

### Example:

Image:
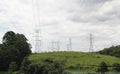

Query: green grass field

[29,51,120,67]
[1,52,120,74]
[28,51,120,73]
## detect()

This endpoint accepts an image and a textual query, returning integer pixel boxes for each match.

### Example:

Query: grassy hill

[28,51,120,68]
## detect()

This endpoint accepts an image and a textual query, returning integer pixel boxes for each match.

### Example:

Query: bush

[20,58,70,74]
[8,62,18,74]
[96,61,108,74]
[68,64,82,70]
[20,57,31,74]
[113,63,120,72]
[12,71,19,74]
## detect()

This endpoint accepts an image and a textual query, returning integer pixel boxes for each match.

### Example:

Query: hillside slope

[28,52,120,68]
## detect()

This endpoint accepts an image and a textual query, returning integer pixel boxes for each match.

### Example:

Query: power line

[32,0,38,27]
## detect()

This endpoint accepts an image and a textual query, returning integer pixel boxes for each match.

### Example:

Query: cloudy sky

[0,0,120,52]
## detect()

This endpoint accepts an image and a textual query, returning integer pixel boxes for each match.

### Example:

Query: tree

[97,61,108,74]
[14,34,31,66]
[8,62,18,74]
[2,31,31,58]
[0,45,20,71]
[113,63,120,72]
[2,31,16,45]
[0,31,31,71]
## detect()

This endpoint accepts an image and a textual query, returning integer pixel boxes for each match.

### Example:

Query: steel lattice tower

[35,29,41,53]
[57,41,60,51]
[32,0,42,53]
[51,41,60,52]
[67,38,72,51]
[89,33,94,52]
[69,38,72,51]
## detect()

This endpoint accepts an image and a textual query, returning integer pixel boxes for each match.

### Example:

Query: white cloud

[0,0,120,52]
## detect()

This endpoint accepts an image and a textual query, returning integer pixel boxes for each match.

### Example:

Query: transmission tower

[51,41,55,51]
[69,38,72,51]
[32,0,42,53]
[67,38,72,51]
[35,29,41,53]
[57,41,60,51]
[67,44,69,51]
[50,41,60,52]
[89,33,94,53]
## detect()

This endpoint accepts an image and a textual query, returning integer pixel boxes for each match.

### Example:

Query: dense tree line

[99,45,120,58]
[0,31,31,71]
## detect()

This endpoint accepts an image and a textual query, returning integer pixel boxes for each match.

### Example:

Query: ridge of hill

[28,51,120,68]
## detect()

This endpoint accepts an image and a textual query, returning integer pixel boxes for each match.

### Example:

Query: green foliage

[112,63,120,72]
[0,31,31,71]
[20,58,70,74]
[96,61,108,74]
[0,45,20,71]
[8,62,18,74]
[0,72,8,74]
[2,31,16,45]
[12,71,19,74]
[20,57,31,74]
[68,64,82,70]
[15,34,31,58]
[99,45,120,58]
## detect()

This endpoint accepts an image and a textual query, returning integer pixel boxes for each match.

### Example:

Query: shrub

[20,58,70,74]
[113,63,120,72]
[8,62,18,74]
[96,61,108,74]
[20,57,31,74]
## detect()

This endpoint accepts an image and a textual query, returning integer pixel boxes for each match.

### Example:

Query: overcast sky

[0,0,120,52]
